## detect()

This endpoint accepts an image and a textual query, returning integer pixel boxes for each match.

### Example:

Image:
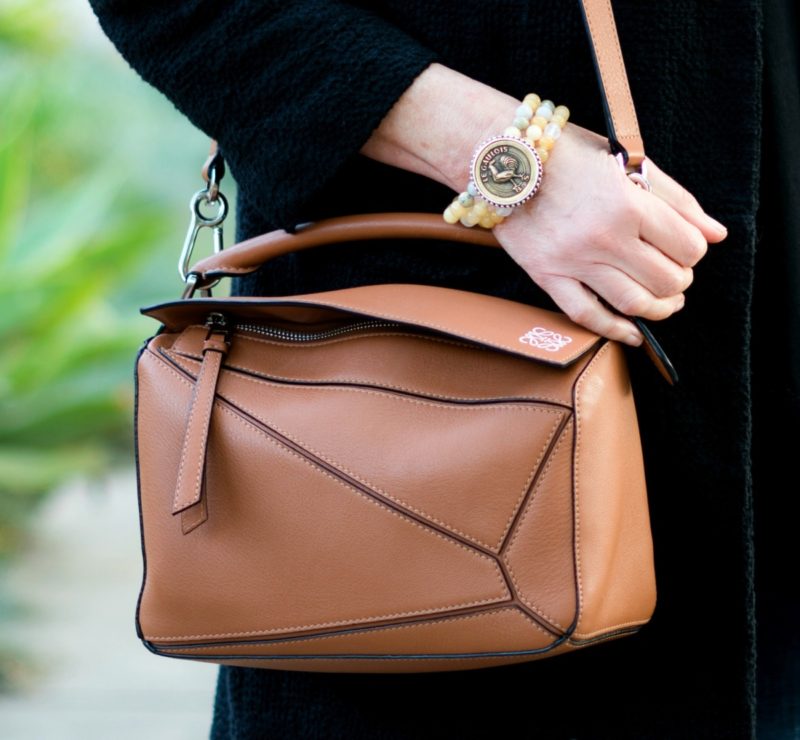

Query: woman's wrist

[444,95,570,228]
[359,63,519,193]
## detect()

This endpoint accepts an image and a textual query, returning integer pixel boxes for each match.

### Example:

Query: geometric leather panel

[503,419,577,631]
[138,354,511,641]
[210,366,567,552]
[159,606,553,657]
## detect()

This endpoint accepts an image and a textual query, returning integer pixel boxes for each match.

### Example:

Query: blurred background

[0,1,235,737]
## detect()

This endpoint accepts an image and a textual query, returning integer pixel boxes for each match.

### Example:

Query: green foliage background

[0,0,235,563]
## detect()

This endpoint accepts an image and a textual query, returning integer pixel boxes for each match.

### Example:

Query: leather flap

[142,283,601,367]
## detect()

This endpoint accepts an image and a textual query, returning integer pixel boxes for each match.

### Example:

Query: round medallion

[470,135,543,208]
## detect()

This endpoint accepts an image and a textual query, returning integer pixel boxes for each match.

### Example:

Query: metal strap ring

[178,189,229,284]
[615,152,652,192]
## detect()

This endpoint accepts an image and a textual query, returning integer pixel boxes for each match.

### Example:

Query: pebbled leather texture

[134,280,656,673]
[135,0,655,673]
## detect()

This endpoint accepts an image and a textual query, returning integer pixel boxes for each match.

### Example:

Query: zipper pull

[172,311,231,534]
[204,311,231,353]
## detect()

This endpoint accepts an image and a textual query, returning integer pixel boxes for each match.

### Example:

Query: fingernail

[706,214,727,233]
[626,331,643,347]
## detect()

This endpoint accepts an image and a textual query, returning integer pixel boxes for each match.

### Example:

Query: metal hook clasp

[615,152,651,192]
[178,188,229,288]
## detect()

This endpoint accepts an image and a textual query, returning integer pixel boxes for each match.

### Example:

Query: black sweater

[88,1,800,738]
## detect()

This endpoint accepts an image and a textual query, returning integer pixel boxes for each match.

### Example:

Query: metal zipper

[232,318,408,343]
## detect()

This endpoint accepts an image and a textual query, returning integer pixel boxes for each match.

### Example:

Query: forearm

[359,61,726,349]
[360,63,519,193]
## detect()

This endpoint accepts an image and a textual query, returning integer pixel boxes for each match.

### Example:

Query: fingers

[646,159,728,243]
[634,188,709,268]
[535,274,644,346]
[490,134,717,345]
[574,263,685,320]
[604,234,694,298]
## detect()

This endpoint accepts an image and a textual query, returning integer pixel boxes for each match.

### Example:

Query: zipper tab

[173,311,230,534]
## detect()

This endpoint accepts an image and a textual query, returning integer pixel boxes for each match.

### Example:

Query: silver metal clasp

[178,188,229,291]
[615,152,651,192]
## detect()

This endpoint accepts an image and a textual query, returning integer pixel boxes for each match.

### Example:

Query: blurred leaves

[0,0,234,562]
[0,0,65,53]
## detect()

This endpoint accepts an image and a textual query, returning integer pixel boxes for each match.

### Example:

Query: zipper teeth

[234,319,407,342]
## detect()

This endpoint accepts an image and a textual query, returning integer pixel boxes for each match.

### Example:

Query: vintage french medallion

[470,135,543,208]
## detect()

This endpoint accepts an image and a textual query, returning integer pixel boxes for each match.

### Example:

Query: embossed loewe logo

[519,327,573,352]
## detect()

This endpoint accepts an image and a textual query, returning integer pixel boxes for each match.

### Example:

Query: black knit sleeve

[87,0,441,230]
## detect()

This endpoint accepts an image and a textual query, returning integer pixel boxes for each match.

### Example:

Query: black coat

[88,0,799,737]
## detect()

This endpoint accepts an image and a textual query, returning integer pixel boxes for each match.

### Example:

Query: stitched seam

[147,347,191,383]
[172,364,205,511]
[490,416,564,551]
[176,324,489,354]
[573,342,613,633]
[172,354,216,512]
[213,359,564,414]
[181,494,207,534]
[206,266,258,274]
[166,344,566,406]
[503,424,574,631]
[585,0,639,140]
[148,347,210,516]
[167,351,566,550]
[143,352,511,640]
[305,299,596,363]
[572,616,651,640]
[189,352,220,505]
[602,0,638,129]
[181,352,222,510]
[194,301,599,366]
[201,366,564,550]
[186,303,597,364]
[162,345,567,550]
[156,608,551,651]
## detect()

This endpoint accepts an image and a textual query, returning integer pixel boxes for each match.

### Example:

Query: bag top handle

[187,212,500,290]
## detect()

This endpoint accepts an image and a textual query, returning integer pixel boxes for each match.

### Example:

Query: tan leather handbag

[133,0,671,673]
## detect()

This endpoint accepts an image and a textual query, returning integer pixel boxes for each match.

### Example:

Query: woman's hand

[492,124,728,345]
[361,63,727,345]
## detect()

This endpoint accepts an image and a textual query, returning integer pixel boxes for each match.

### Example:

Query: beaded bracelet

[443,94,570,229]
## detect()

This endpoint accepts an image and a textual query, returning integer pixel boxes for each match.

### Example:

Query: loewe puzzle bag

[132,0,673,673]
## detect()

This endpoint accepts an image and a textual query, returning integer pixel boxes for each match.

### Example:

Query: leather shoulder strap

[580,0,644,166]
